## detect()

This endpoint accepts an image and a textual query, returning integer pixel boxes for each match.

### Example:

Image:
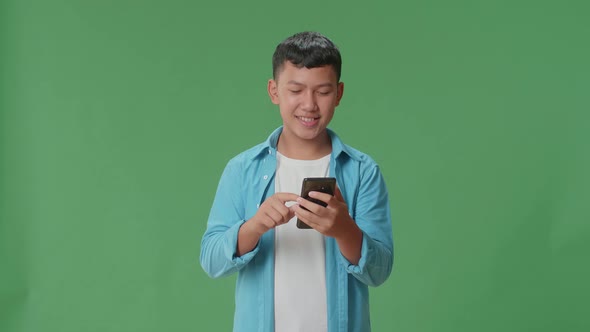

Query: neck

[276,131,332,160]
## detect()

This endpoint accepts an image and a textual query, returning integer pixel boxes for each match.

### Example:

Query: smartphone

[296,177,336,229]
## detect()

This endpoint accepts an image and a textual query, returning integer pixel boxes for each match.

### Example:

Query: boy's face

[268,61,344,145]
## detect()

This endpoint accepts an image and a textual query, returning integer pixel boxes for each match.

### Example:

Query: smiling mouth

[296,116,320,128]
[297,116,319,123]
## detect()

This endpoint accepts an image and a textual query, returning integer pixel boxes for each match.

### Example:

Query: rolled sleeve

[200,160,260,278]
[340,163,394,287]
[339,230,393,287]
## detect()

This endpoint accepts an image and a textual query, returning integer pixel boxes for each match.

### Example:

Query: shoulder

[344,145,384,185]
[332,134,388,191]
[329,128,379,168]
[222,140,269,176]
[344,144,377,164]
[337,139,381,172]
[228,142,265,163]
[225,127,280,168]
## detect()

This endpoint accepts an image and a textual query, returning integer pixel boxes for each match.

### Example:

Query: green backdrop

[1,0,589,331]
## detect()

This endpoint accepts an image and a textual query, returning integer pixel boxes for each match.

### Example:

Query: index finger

[274,192,300,203]
[307,190,333,204]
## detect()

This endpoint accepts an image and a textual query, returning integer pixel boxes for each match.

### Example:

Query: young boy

[200,31,393,332]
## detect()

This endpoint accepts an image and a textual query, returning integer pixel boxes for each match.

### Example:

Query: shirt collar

[252,126,359,161]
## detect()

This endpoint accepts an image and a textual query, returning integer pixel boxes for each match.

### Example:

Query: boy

[200,31,393,332]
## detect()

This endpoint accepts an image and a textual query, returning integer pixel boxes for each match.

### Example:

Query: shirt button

[263,175,268,180]
[268,149,272,154]
[256,203,260,208]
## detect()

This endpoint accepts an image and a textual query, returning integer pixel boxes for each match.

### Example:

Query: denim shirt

[200,127,394,332]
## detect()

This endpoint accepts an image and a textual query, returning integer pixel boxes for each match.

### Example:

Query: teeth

[299,117,316,122]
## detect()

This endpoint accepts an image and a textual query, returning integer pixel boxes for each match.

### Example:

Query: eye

[318,90,332,96]
[289,90,302,94]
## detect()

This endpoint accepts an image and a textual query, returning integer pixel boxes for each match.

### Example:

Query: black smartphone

[296,177,336,229]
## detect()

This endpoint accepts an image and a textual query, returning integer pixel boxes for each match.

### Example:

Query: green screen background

[1,0,588,331]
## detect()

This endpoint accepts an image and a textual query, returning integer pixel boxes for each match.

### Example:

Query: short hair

[272,31,342,81]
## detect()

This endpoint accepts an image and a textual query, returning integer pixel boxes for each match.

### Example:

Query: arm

[343,164,394,287]
[200,161,299,278]
[200,161,253,279]
[294,163,393,286]
[236,192,299,256]
[292,165,393,286]
[295,187,363,264]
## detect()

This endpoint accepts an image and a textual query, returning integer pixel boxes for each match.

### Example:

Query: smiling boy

[200,31,393,332]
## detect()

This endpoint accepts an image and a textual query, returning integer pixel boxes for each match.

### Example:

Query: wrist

[334,218,363,265]
[243,217,266,238]
[335,218,361,243]
[237,218,264,257]
[334,215,356,237]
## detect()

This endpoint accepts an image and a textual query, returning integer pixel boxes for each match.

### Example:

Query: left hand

[293,185,355,238]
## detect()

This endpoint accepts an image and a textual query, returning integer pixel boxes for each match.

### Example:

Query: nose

[300,90,318,111]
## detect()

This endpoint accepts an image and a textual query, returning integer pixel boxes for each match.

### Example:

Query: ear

[268,79,280,105]
[335,82,344,106]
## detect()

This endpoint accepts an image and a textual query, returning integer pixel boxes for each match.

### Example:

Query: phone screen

[296,177,336,229]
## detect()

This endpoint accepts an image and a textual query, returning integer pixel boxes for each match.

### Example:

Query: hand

[237,192,299,256]
[246,192,300,236]
[293,186,363,264]
[293,186,355,239]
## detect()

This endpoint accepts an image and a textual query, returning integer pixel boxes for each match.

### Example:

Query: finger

[281,209,296,224]
[271,199,295,219]
[259,211,277,229]
[293,204,317,226]
[274,192,300,204]
[274,202,297,223]
[307,191,333,205]
[264,208,284,225]
[296,196,324,214]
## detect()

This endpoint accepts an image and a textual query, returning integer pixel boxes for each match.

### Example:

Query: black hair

[272,31,342,81]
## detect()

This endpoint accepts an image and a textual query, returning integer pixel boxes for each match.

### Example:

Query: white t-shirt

[274,151,330,332]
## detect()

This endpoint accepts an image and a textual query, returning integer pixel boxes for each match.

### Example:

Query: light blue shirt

[200,127,394,332]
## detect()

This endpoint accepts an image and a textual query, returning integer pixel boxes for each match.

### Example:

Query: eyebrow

[286,80,334,88]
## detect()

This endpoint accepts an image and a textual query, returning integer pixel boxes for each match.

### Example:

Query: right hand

[247,192,300,236]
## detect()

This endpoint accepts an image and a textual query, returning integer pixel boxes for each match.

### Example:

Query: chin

[283,123,326,140]
[297,128,326,140]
